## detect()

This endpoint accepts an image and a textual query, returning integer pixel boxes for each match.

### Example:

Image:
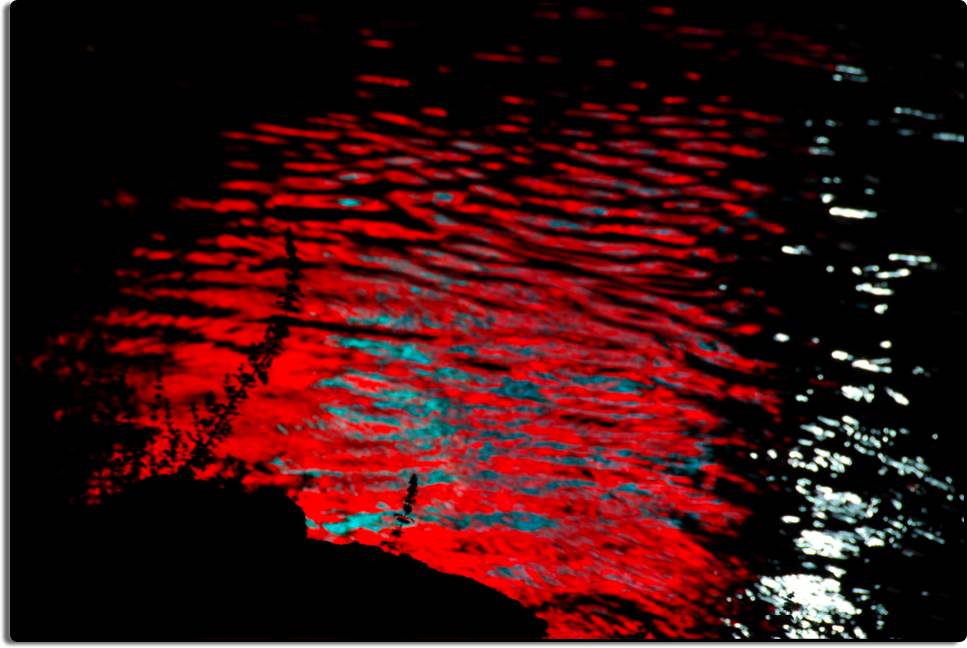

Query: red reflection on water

[64,99,790,637]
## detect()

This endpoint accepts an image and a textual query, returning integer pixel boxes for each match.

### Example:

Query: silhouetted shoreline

[12,476,548,641]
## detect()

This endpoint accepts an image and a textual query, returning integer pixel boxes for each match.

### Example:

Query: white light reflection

[756,574,860,638]
[829,206,877,219]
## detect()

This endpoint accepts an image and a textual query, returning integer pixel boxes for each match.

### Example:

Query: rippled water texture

[27,2,964,640]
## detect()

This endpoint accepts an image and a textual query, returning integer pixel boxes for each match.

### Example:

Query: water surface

[27,2,964,639]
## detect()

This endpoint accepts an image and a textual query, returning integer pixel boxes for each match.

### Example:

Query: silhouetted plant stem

[382,473,419,553]
[103,229,305,483]
[183,228,304,471]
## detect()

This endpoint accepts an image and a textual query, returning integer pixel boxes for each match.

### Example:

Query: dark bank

[12,477,547,640]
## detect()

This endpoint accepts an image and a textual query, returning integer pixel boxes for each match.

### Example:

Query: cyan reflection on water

[34,2,963,640]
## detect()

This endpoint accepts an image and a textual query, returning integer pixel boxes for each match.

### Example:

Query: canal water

[22,1,964,639]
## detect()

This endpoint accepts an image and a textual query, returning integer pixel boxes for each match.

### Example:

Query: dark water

[15,1,965,639]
